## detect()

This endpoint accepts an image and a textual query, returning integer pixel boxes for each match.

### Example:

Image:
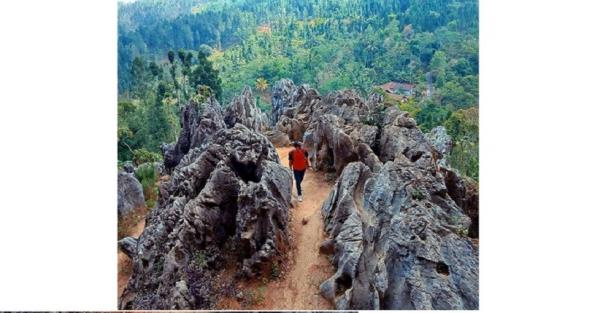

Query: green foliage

[444,107,479,180]
[192,250,207,270]
[416,101,452,132]
[271,262,280,278]
[118,48,222,164]
[119,0,479,106]
[132,148,162,166]
[135,163,158,208]
[118,0,479,180]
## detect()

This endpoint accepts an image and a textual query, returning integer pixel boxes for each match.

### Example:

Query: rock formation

[425,126,479,238]
[280,85,481,309]
[319,160,478,309]
[224,87,268,132]
[124,80,478,310]
[426,126,453,168]
[162,96,226,171]
[267,79,321,146]
[270,78,296,126]
[118,169,145,217]
[121,90,292,310]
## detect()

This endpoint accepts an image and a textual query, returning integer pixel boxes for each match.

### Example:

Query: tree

[145,82,174,150]
[130,56,147,97]
[255,77,268,96]
[167,50,175,64]
[190,51,222,100]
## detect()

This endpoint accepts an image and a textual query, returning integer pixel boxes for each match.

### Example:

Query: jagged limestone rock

[224,87,268,132]
[426,125,452,168]
[269,79,321,146]
[121,91,291,309]
[271,78,296,126]
[162,96,226,171]
[320,160,478,310]
[289,87,480,310]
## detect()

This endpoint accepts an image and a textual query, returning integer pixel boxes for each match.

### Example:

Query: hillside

[118,0,479,180]
[117,81,479,310]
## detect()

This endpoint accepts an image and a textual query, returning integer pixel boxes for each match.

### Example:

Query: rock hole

[231,159,261,183]
[436,262,449,276]
[335,272,353,296]
[410,151,424,162]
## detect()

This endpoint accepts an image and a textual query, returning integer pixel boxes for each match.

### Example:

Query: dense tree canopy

[118,0,479,179]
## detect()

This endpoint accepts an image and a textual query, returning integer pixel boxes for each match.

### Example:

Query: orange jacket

[289,148,309,171]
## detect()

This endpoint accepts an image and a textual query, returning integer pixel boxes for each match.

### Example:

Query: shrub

[135,163,158,207]
[444,107,479,180]
[132,148,162,166]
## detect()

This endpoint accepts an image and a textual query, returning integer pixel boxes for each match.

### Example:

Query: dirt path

[117,215,145,298]
[248,147,335,309]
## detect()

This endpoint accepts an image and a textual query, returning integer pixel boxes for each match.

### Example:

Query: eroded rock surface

[284,86,481,310]
[271,78,296,126]
[319,160,478,310]
[268,79,321,145]
[121,91,292,309]
[224,87,268,132]
[162,96,226,171]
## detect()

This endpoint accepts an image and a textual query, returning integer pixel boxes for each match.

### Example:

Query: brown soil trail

[117,212,145,298]
[243,146,335,309]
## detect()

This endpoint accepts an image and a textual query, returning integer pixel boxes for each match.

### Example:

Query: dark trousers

[293,170,306,195]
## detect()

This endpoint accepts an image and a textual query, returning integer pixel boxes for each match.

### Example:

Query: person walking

[288,141,310,201]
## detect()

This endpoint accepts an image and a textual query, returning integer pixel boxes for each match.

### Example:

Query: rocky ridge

[265,79,479,310]
[119,79,479,310]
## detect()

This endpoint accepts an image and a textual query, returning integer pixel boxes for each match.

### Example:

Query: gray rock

[271,78,296,126]
[123,162,135,173]
[320,160,478,309]
[224,87,268,132]
[162,96,226,171]
[119,124,292,310]
[118,171,145,217]
[270,80,321,144]
[426,126,452,167]
[264,129,291,147]
[118,236,138,258]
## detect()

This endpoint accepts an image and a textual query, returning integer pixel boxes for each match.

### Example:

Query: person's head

[293,141,302,149]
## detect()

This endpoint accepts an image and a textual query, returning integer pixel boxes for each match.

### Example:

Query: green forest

[118,0,479,180]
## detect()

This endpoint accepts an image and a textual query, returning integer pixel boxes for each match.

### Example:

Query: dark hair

[293,141,301,148]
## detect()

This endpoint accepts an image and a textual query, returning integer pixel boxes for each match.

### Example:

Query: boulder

[319,160,478,310]
[118,236,138,258]
[264,129,291,147]
[276,116,305,142]
[118,171,145,217]
[119,124,292,310]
